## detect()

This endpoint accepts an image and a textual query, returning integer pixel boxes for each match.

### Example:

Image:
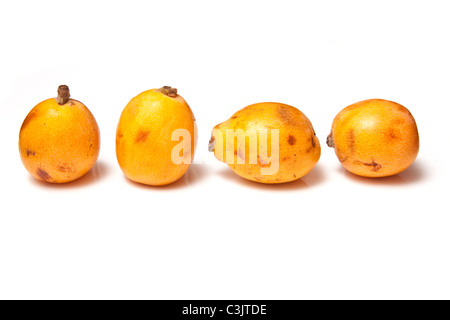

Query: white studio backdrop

[0,0,449,299]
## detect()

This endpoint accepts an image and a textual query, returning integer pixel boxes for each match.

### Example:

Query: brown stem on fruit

[160,86,178,98]
[326,133,335,148]
[208,136,216,152]
[56,85,70,105]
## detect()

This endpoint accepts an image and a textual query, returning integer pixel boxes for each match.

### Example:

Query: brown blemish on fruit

[255,176,262,181]
[387,129,398,140]
[396,104,406,112]
[293,173,297,178]
[393,119,405,126]
[337,148,348,163]
[288,135,296,145]
[365,160,382,172]
[26,150,36,157]
[231,116,237,119]
[306,147,313,153]
[135,130,149,143]
[36,168,51,181]
[348,129,355,153]
[338,155,349,163]
[58,165,74,172]
[355,160,382,172]
[278,106,295,125]
[310,135,316,148]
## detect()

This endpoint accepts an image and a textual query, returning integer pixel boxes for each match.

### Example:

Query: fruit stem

[56,85,70,105]
[326,133,335,148]
[160,86,178,98]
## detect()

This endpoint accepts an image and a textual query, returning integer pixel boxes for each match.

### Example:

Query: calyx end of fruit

[56,85,70,105]
[208,136,216,152]
[326,133,335,148]
[160,86,178,98]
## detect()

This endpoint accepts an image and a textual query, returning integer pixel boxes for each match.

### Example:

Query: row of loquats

[18,85,419,185]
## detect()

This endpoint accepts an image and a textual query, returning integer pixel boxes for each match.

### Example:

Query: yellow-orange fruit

[19,85,100,183]
[116,86,197,186]
[327,99,419,177]
[209,102,320,184]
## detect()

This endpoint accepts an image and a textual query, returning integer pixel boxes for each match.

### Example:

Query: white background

[0,0,449,300]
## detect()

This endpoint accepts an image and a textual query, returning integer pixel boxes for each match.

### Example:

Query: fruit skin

[209,102,321,184]
[327,99,419,178]
[116,87,197,186]
[19,87,100,183]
